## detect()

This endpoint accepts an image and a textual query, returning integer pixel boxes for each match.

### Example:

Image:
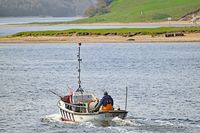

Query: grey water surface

[0,42,200,133]
[0,17,158,36]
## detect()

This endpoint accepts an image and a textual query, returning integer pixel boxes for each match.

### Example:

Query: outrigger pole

[49,90,63,99]
[76,42,84,93]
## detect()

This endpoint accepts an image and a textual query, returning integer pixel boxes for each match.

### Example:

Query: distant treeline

[0,0,96,17]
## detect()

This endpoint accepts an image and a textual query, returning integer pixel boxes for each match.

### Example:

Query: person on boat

[94,91,114,112]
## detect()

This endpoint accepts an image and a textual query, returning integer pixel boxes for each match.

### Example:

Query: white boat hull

[57,100,128,122]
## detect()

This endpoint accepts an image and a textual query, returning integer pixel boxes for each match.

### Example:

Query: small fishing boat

[51,43,128,123]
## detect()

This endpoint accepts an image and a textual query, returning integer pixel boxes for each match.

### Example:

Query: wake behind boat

[51,43,128,123]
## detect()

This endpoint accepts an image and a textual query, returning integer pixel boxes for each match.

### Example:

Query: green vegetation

[10,26,200,37]
[74,0,200,23]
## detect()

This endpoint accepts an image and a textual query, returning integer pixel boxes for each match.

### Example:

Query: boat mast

[76,42,84,93]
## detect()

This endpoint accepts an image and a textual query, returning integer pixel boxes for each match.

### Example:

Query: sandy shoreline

[0,33,200,43]
[7,20,199,26]
[67,21,199,26]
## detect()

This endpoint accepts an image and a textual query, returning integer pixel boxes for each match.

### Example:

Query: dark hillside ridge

[0,0,96,17]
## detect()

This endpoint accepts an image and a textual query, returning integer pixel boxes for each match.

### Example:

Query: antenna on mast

[76,42,84,93]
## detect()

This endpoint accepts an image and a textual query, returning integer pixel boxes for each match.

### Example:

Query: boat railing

[64,101,89,113]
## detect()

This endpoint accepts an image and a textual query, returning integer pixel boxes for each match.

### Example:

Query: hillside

[0,0,96,17]
[74,0,200,23]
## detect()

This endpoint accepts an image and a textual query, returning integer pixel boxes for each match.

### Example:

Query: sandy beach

[1,20,199,44]
[68,21,199,26]
[0,33,200,43]
[12,20,199,26]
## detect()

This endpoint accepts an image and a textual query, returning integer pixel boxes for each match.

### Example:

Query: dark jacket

[98,95,113,107]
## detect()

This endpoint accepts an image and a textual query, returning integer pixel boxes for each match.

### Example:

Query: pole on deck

[125,86,128,110]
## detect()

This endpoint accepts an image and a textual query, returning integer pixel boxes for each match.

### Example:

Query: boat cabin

[61,92,98,113]
[72,92,97,104]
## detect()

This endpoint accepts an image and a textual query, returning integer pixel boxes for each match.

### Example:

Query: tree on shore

[84,0,112,17]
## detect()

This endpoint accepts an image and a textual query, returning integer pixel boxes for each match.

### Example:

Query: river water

[0,17,159,36]
[0,42,200,133]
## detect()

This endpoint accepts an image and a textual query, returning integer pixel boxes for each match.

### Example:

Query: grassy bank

[9,26,200,37]
[74,0,200,23]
